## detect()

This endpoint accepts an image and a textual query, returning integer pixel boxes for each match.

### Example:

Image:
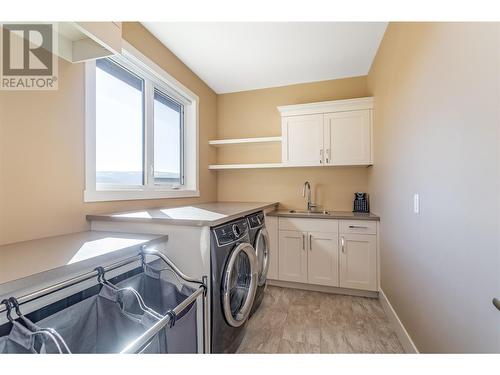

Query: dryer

[246,211,270,317]
[210,218,258,353]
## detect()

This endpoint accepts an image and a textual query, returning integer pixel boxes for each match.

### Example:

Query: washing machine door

[222,242,258,327]
[255,227,270,286]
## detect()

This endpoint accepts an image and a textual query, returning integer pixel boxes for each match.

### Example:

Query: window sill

[84,189,200,203]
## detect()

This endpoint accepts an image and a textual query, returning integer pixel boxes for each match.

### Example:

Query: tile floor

[236,286,404,354]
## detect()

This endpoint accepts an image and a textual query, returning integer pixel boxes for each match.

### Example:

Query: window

[153,89,183,186]
[95,59,144,186]
[85,43,199,202]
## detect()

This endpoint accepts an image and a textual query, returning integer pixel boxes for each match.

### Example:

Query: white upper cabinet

[278,97,373,167]
[324,109,372,165]
[281,114,324,166]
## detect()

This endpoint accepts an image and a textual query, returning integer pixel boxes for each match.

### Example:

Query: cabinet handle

[302,234,305,251]
[349,225,368,229]
[309,234,312,250]
[341,236,345,253]
[319,149,323,164]
[326,149,330,163]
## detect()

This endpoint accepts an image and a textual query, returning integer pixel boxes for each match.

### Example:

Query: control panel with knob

[247,211,265,229]
[213,219,248,246]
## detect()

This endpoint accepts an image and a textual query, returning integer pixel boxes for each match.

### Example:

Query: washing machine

[210,217,258,353]
[246,211,270,317]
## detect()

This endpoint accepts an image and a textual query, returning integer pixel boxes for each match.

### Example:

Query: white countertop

[0,231,161,286]
[267,210,380,221]
[87,201,279,227]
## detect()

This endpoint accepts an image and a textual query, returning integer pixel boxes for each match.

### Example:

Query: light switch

[413,194,420,214]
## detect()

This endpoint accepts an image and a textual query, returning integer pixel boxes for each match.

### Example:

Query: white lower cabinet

[278,230,308,283]
[307,232,339,287]
[265,215,279,280]
[278,229,339,286]
[339,234,377,291]
[275,217,378,292]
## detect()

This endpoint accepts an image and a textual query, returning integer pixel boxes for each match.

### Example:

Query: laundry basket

[116,260,198,354]
[0,318,71,354]
[36,284,162,354]
[0,322,49,354]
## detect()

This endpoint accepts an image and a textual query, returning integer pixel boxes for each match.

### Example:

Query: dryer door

[255,228,270,286]
[222,243,258,327]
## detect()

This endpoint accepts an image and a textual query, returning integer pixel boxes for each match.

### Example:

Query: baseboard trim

[268,279,379,299]
[378,288,419,354]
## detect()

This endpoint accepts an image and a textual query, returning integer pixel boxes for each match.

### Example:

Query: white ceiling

[142,22,387,94]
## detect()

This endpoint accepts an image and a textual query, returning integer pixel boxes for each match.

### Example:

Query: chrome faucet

[302,181,317,212]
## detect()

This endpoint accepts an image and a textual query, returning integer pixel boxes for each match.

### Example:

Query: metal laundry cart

[0,235,209,354]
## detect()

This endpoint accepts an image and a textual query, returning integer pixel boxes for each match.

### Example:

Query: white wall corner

[379,288,420,354]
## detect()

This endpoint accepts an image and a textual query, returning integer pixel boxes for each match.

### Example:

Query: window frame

[152,87,185,187]
[84,41,199,202]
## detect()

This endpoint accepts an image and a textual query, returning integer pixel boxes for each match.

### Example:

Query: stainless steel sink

[288,209,331,215]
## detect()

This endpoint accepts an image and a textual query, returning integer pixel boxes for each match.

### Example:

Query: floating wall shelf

[209,163,371,170]
[208,136,282,146]
[209,163,284,170]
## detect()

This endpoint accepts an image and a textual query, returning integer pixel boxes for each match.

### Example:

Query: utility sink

[288,209,331,216]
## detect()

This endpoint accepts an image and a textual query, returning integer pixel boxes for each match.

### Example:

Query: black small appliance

[353,192,369,213]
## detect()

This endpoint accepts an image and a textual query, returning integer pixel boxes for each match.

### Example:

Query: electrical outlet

[413,194,420,214]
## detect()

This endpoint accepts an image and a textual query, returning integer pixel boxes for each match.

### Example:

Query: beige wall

[0,23,217,245]
[216,77,370,210]
[367,23,500,352]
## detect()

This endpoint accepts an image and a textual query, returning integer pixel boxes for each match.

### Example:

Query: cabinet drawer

[279,217,338,233]
[339,220,377,235]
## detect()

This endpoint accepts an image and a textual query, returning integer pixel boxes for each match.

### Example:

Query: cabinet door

[265,215,279,280]
[278,230,308,283]
[307,232,339,287]
[339,234,377,291]
[282,114,324,166]
[324,110,372,165]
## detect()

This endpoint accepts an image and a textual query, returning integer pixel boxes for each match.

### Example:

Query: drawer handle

[349,225,368,229]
